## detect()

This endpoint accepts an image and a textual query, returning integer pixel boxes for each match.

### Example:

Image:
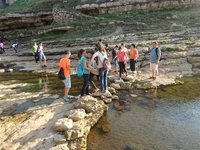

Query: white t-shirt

[93,51,108,64]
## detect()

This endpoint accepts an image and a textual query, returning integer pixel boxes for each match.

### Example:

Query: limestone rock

[53,118,73,132]
[107,87,116,94]
[79,95,98,103]
[110,83,121,90]
[68,109,86,121]
[103,98,112,104]
[65,128,84,141]
[49,144,69,150]
[101,124,110,133]
[112,95,119,100]
[53,134,66,144]
[91,90,112,98]
[121,74,135,81]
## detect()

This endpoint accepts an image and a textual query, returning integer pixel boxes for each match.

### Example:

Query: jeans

[81,74,89,96]
[99,68,108,91]
[118,62,127,78]
[130,59,137,71]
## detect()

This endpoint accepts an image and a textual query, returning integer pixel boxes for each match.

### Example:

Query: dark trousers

[34,53,38,63]
[89,73,99,89]
[118,62,127,78]
[130,59,137,71]
[81,74,89,96]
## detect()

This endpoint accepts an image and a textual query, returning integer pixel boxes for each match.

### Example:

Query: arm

[156,54,161,64]
[89,52,98,65]
[83,60,92,71]
[66,65,76,70]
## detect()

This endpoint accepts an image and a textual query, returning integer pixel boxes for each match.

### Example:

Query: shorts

[114,60,118,66]
[62,76,71,88]
[150,63,158,70]
[38,53,46,60]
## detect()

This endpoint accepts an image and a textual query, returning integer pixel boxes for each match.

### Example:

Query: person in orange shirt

[129,44,138,74]
[59,50,76,102]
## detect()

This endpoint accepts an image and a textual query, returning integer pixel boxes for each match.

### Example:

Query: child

[37,42,47,68]
[59,50,76,102]
[32,42,38,63]
[12,42,18,53]
[112,45,118,73]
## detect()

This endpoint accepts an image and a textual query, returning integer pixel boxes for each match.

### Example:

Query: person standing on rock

[149,41,161,80]
[32,42,38,63]
[0,37,5,53]
[37,42,47,68]
[129,44,138,74]
[112,45,119,73]
[59,50,76,102]
[89,45,108,93]
[114,46,128,80]
[78,49,95,97]
[121,43,128,74]
[12,42,18,53]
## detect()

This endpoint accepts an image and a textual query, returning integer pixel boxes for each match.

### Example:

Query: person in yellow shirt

[129,44,138,74]
[59,50,76,102]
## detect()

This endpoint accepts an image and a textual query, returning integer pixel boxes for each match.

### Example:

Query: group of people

[32,42,47,68]
[0,36,20,53]
[59,39,161,102]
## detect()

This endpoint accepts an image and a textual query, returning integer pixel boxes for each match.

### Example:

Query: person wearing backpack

[149,41,161,80]
[78,49,94,97]
[89,45,108,93]
[59,50,76,102]
[129,44,138,74]
[114,46,128,80]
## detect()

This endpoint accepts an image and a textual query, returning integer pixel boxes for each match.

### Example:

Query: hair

[87,50,94,55]
[118,46,122,51]
[99,45,106,52]
[115,45,118,48]
[152,41,158,45]
[131,44,136,48]
[78,49,86,59]
[65,50,71,55]
[105,43,109,47]
[38,42,42,45]
[121,43,125,46]
[99,39,102,42]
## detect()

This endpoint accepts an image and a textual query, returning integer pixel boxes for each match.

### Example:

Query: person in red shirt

[129,44,138,74]
[114,46,128,80]
[59,50,76,102]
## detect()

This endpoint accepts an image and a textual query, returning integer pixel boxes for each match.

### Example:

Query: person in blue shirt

[78,49,94,97]
[149,42,161,80]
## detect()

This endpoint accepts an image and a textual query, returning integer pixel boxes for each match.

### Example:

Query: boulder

[68,109,86,121]
[110,83,121,90]
[53,118,73,132]
[53,134,66,144]
[91,90,112,98]
[111,95,119,100]
[103,98,112,104]
[107,87,116,94]
[79,95,98,103]
[65,128,84,141]
[121,74,135,81]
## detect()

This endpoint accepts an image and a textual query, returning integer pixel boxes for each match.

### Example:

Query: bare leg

[39,60,43,67]
[44,59,47,65]
[64,87,69,98]
[152,69,155,77]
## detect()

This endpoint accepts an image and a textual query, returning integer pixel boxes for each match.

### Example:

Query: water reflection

[38,73,49,92]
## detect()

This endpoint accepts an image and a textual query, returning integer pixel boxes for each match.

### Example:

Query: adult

[32,42,38,63]
[37,42,47,68]
[89,45,108,92]
[121,43,128,74]
[59,50,76,102]
[129,44,138,74]
[114,46,128,80]
[87,50,99,93]
[149,41,161,80]
[78,49,94,97]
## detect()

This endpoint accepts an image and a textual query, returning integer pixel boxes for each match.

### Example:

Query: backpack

[77,64,84,77]
[155,48,162,61]
[58,68,65,80]
[102,58,111,70]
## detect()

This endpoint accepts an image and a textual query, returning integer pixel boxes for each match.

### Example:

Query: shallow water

[87,75,200,150]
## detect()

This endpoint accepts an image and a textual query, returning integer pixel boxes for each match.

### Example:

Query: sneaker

[63,97,71,102]
[149,76,154,79]
[44,65,47,67]
[93,88,99,93]
[153,77,156,80]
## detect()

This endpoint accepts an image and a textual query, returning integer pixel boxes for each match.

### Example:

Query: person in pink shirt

[114,46,128,80]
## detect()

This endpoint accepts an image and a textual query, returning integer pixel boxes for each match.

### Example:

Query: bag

[103,58,111,70]
[77,64,84,77]
[58,68,65,80]
[155,48,162,61]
